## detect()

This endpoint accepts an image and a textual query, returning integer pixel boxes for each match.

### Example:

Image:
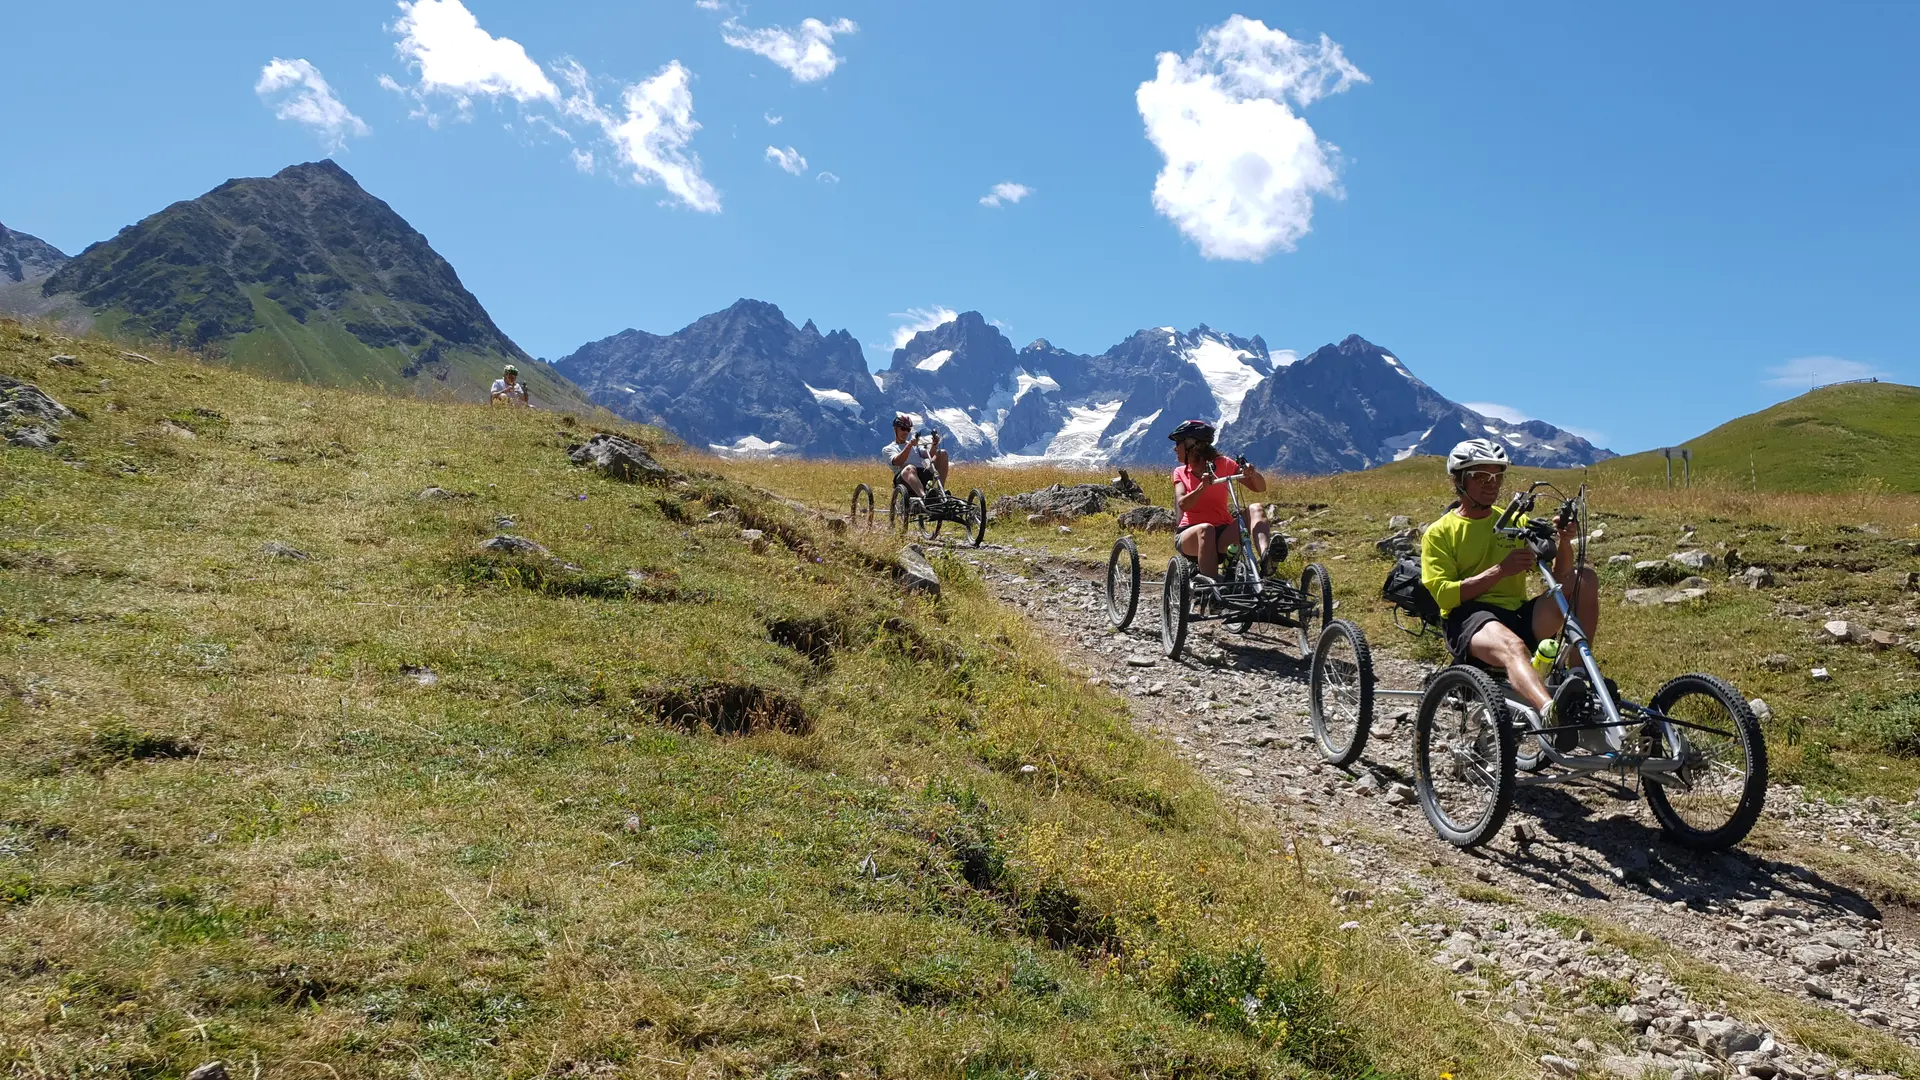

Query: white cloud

[695,0,725,8]
[570,147,596,174]
[559,60,720,212]
[1136,15,1367,261]
[255,58,370,153]
[889,306,958,351]
[390,0,559,111]
[1763,355,1890,388]
[721,16,857,82]
[816,171,840,184]
[765,145,807,174]
[979,181,1031,208]
[1463,402,1535,424]
[764,111,784,125]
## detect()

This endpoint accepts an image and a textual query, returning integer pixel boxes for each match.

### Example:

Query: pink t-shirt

[1173,454,1239,528]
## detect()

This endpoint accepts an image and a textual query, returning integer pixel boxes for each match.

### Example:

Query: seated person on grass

[1421,438,1599,727]
[490,364,531,407]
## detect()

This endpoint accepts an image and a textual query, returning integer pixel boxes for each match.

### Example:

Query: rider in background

[490,364,531,407]
[885,414,948,500]
[1169,419,1270,583]
[1421,438,1598,724]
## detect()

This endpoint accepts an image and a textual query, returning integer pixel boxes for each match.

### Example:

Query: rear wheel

[889,484,911,534]
[1160,557,1192,660]
[851,484,875,528]
[1414,666,1518,849]
[967,489,988,547]
[1309,618,1375,766]
[1106,536,1140,630]
[1643,674,1768,851]
[1297,563,1333,657]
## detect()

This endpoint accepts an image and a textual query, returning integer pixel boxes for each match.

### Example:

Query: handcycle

[1306,481,1768,852]
[849,431,988,546]
[1104,459,1334,662]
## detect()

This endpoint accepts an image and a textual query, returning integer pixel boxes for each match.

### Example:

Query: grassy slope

[1594,382,1920,493]
[0,323,1523,1079]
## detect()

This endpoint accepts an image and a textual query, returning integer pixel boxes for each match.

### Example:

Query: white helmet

[1446,438,1509,476]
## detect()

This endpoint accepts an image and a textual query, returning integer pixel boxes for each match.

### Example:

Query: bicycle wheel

[851,484,875,528]
[1643,674,1768,851]
[1309,618,1375,766]
[1106,536,1140,630]
[1160,556,1192,660]
[1296,563,1333,657]
[967,489,988,547]
[889,484,910,534]
[1414,666,1518,848]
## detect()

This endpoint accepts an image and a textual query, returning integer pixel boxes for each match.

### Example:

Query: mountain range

[558,303,1614,472]
[4,160,1612,472]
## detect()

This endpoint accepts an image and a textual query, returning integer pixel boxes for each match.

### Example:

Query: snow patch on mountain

[709,435,795,458]
[928,407,993,451]
[916,349,954,372]
[997,400,1125,466]
[805,384,863,416]
[1381,426,1430,462]
[1185,335,1267,426]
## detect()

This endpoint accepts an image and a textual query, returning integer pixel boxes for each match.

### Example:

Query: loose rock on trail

[960,539,1920,1079]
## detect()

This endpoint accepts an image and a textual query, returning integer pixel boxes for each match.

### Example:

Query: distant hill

[29,161,589,410]
[0,222,80,324]
[1596,381,1920,492]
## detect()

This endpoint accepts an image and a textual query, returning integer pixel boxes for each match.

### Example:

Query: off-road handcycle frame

[849,430,987,546]
[1306,482,1768,852]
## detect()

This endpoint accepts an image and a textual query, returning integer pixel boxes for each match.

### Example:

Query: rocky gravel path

[965,544,1920,1080]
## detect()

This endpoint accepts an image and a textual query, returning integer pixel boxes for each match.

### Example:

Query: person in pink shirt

[1168,419,1271,585]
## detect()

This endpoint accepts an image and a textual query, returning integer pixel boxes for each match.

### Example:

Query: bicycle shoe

[1548,677,1588,751]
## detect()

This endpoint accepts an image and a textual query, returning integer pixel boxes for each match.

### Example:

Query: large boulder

[567,432,671,484]
[991,473,1148,520]
[897,544,940,596]
[1117,505,1177,532]
[0,374,74,450]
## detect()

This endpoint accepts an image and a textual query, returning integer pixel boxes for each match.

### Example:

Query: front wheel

[851,484,875,529]
[1414,666,1518,849]
[889,484,912,535]
[1309,618,1375,767]
[1160,557,1192,660]
[967,489,988,547]
[1643,674,1768,851]
[1297,563,1333,658]
[1106,536,1140,630]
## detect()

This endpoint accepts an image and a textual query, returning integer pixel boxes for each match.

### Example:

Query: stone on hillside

[897,544,940,596]
[185,1063,230,1080]
[567,432,670,484]
[1690,1019,1764,1058]
[1811,667,1831,682]
[1908,571,1920,592]
[1676,575,1709,589]
[1388,515,1412,530]
[1376,528,1420,556]
[1624,588,1670,606]
[1760,653,1793,670]
[5,427,57,449]
[1632,560,1688,586]
[1790,942,1841,971]
[480,535,549,557]
[1818,620,1855,644]
[1670,550,1716,571]
[1865,629,1901,650]
[417,486,473,500]
[1665,587,1708,604]
[1540,1055,1580,1077]
[1608,553,1634,564]
[1116,505,1176,532]
[0,373,75,425]
[991,475,1146,520]
[260,541,310,561]
[49,353,80,367]
[1738,565,1775,589]
[1748,698,1773,722]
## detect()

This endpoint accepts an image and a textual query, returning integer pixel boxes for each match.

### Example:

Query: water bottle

[1530,638,1560,676]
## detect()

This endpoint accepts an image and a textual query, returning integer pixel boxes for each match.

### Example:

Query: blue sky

[4,1,1915,453]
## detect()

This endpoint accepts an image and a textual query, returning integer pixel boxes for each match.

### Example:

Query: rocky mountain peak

[0,223,69,285]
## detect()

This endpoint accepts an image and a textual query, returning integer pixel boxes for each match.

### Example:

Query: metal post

[1681,448,1691,489]
[1663,448,1673,488]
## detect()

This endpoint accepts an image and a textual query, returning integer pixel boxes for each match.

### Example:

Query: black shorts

[896,464,935,486]
[1444,597,1542,662]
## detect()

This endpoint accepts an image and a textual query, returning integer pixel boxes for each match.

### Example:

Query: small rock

[1025,513,1046,525]
[1608,553,1635,564]
[1788,544,1809,553]
[1384,782,1415,806]
[1748,698,1773,722]
[1789,943,1841,971]
[1125,655,1158,668]
[1057,525,1073,535]
[1574,928,1593,942]
[1337,920,1360,932]
[261,540,310,560]
[1691,1018,1764,1058]
[1115,505,1177,532]
[1810,667,1831,682]
[1019,764,1038,776]
[740,528,765,542]
[1625,587,1672,606]
[480,535,548,557]
[1388,515,1412,530]
[1540,1055,1581,1077]
[897,544,941,596]
[1760,653,1793,671]
[418,486,472,500]
[1449,956,1475,974]
[400,664,438,687]
[566,432,672,484]
[1510,822,1534,846]
[1865,629,1901,650]
[1802,977,1832,998]
[1671,550,1716,571]
[1739,565,1775,589]
[1818,620,1854,643]
[185,1065,230,1080]
[623,812,642,833]
[1664,587,1709,604]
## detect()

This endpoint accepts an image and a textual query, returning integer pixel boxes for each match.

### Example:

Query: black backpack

[1381,554,1441,628]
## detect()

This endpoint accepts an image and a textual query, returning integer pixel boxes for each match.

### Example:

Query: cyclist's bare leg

[1247,503,1273,566]
[932,447,950,484]
[1530,567,1600,657]
[898,468,925,498]
[1178,523,1221,580]
[1468,621,1551,713]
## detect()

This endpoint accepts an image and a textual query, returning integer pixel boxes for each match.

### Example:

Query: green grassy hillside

[0,322,1522,1078]
[1594,381,1920,493]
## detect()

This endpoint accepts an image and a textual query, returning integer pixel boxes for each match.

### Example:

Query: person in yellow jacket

[1421,438,1599,721]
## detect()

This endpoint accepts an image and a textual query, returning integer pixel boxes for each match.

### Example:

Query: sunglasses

[1461,469,1506,484]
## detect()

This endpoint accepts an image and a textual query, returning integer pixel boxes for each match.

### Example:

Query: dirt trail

[967,543,1920,1080]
